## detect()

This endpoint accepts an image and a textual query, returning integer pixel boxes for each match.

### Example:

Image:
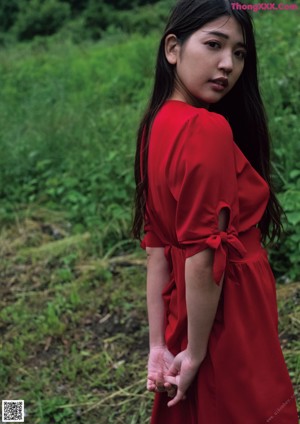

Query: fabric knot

[220,231,228,242]
[206,231,247,285]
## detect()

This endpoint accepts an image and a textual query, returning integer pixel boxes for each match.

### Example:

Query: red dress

[142,100,298,424]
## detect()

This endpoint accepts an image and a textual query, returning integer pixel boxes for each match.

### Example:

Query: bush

[113,1,173,34]
[82,0,173,39]
[82,1,115,40]
[253,11,300,279]
[0,0,19,32]
[66,0,89,14]
[13,0,71,41]
[1,0,173,43]
[103,0,161,11]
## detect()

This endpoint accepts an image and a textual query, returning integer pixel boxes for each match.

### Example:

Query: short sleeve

[140,207,165,249]
[168,111,246,283]
[140,226,165,249]
[139,128,165,250]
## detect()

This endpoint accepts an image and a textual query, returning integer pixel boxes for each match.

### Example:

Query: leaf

[289,169,300,180]
[286,211,300,226]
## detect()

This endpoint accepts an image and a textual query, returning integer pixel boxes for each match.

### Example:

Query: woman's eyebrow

[203,30,246,48]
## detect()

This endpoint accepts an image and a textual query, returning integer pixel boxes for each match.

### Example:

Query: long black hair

[132,0,283,244]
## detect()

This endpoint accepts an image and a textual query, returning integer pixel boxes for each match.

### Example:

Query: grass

[0,210,299,423]
[0,209,151,423]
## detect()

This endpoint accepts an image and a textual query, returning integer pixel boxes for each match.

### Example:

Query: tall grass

[0,34,156,249]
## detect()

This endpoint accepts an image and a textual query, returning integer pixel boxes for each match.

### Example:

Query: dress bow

[206,231,247,285]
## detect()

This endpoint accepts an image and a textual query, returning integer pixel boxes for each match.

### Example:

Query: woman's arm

[165,249,223,406]
[185,248,223,361]
[146,246,170,349]
[165,210,227,406]
[185,208,227,359]
[146,247,175,394]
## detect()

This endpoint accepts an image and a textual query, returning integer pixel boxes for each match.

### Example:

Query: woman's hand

[147,345,176,397]
[164,349,204,407]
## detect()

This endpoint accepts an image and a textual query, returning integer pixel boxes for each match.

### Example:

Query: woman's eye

[235,50,247,59]
[206,41,221,49]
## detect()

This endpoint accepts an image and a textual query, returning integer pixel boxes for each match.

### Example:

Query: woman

[132,0,298,422]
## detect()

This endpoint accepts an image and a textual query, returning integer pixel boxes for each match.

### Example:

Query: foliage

[0,34,156,249]
[82,0,173,40]
[113,1,174,35]
[13,0,71,41]
[253,12,300,279]
[0,0,171,42]
[67,0,89,14]
[82,1,115,39]
[0,0,19,32]
[272,180,300,281]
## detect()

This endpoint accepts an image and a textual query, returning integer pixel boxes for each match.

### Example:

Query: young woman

[132,0,298,422]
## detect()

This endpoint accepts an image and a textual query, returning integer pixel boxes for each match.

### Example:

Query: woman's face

[165,16,247,107]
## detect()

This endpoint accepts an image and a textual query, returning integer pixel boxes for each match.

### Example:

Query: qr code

[2,400,24,422]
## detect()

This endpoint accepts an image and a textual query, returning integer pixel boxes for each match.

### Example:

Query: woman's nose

[218,53,233,74]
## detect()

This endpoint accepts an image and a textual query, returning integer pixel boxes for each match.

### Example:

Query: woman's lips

[209,78,229,91]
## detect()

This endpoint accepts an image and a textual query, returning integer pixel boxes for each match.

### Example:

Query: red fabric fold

[206,231,247,285]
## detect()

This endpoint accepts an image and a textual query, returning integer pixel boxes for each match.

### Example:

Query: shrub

[82,1,115,40]
[113,1,172,35]
[13,0,71,41]
[103,0,161,10]
[0,0,19,32]
[254,11,300,279]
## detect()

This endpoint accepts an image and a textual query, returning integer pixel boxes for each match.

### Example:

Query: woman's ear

[165,34,180,65]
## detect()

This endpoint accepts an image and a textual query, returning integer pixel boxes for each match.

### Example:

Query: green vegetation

[0,3,299,423]
[0,33,158,251]
[0,0,173,43]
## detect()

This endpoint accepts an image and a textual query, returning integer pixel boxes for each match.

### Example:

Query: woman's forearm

[185,248,223,362]
[146,247,170,348]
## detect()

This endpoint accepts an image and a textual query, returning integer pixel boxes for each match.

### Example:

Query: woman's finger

[167,389,185,407]
[167,359,180,377]
[153,371,166,393]
[164,375,178,386]
[147,380,156,392]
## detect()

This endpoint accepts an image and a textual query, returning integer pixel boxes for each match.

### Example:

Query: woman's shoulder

[157,100,233,140]
[152,101,235,166]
